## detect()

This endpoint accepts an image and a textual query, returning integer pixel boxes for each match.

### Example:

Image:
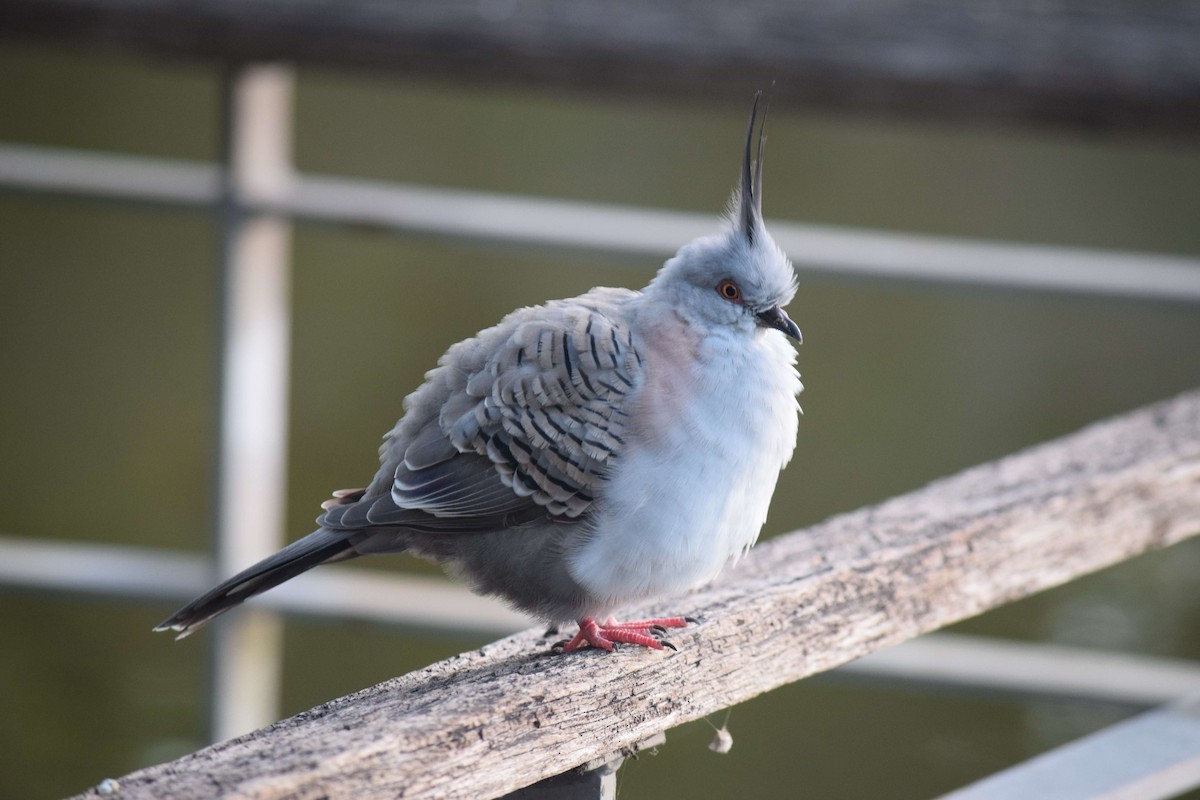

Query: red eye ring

[716,279,743,304]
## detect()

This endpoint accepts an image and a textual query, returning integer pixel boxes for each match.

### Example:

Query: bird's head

[646,92,801,344]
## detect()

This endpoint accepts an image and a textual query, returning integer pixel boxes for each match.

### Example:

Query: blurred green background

[1,41,1199,799]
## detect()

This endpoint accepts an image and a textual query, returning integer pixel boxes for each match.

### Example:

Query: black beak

[756,306,802,343]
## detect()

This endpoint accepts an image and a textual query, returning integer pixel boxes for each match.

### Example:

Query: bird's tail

[154,529,359,639]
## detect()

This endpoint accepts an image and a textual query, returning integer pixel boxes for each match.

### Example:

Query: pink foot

[554,616,693,653]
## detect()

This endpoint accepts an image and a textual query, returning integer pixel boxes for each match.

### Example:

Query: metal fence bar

[838,634,1200,708]
[285,174,1200,303]
[3,142,1200,303]
[0,143,219,205]
[0,537,210,602]
[937,692,1200,800]
[0,536,533,635]
[208,63,296,743]
[5,533,1200,709]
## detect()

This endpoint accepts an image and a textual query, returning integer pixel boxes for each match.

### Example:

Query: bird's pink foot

[554,616,693,653]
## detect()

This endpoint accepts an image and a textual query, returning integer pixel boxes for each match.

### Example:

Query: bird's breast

[567,323,801,615]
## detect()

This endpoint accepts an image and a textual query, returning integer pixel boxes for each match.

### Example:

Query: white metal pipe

[2,143,1199,304]
[3,533,1198,708]
[209,63,296,743]
[938,692,1200,800]
[0,143,219,205]
[836,633,1200,708]
[0,536,533,635]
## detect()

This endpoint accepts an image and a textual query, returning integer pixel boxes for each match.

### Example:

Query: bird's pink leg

[603,616,691,630]
[555,616,692,653]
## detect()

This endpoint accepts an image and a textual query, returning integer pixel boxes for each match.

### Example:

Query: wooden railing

[3,0,1200,133]
[66,390,1200,800]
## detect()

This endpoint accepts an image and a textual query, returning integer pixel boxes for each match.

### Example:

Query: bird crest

[737,90,769,245]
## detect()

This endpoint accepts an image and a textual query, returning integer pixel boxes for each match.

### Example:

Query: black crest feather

[739,91,770,244]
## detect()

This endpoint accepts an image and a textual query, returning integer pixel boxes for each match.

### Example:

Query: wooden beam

[3,0,1200,132]
[67,390,1200,800]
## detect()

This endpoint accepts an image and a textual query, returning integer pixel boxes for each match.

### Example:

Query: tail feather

[155,529,358,639]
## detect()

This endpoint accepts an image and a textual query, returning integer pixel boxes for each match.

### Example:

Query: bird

[156,93,803,653]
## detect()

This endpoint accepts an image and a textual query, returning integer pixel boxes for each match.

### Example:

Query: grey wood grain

[3,0,1199,132]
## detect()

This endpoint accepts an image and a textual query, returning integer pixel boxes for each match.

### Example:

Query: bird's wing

[320,289,643,532]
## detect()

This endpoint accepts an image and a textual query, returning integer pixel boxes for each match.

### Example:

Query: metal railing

[3,61,1200,799]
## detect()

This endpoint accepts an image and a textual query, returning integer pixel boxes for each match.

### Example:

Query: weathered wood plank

[3,0,1199,132]
[68,390,1200,800]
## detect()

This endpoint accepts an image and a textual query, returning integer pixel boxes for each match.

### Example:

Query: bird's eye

[716,279,743,303]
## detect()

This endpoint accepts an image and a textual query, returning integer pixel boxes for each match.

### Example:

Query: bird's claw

[553,615,691,654]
